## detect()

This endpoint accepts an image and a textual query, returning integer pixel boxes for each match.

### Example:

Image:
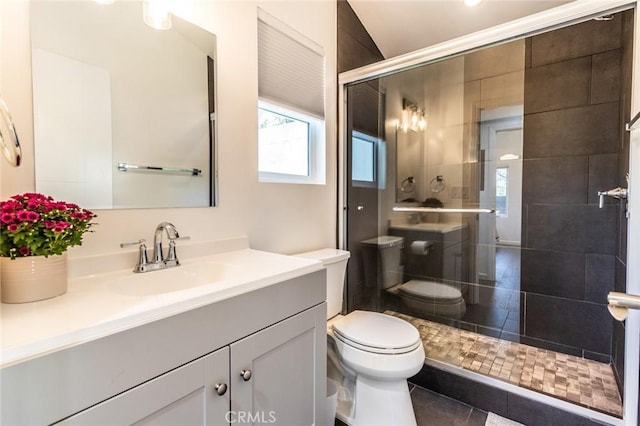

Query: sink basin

[108,262,243,297]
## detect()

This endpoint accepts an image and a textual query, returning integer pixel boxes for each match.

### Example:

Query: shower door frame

[337,1,639,424]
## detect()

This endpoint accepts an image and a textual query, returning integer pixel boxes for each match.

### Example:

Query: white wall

[0,0,337,257]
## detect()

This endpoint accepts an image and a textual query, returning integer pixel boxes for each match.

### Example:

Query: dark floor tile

[410,365,509,417]
[411,386,474,426]
[523,102,620,159]
[465,409,488,426]
[462,303,508,330]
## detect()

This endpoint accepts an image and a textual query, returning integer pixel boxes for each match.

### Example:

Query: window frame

[258,99,325,185]
[351,131,386,189]
[495,166,509,217]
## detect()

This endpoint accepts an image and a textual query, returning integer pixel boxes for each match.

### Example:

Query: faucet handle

[120,239,149,272]
[166,236,190,262]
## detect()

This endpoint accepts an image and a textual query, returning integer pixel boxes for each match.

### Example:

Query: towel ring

[429,175,446,193]
[0,98,22,167]
[400,176,415,193]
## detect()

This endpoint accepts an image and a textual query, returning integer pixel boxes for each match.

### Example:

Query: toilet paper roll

[410,240,432,255]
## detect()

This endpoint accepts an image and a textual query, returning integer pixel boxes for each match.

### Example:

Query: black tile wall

[530,17,621,67]
[525,293,613,356]
[524,57,592,114]
[523,102,620,159]
[521,11,632,363]
[591,50,622,105]
[522,157,588,204]
[524,204,617,254]
[584,254,615,304]
[338,0,385,314]
[520,249,585,299]
[588,154,619,205]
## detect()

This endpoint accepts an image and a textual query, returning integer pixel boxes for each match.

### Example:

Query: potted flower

[0,193,96,303]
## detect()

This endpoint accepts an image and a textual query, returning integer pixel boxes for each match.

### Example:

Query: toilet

[295,248,425,426]
[362,236,466,319]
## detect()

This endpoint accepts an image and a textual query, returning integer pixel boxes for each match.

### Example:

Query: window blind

[258,14,325,118]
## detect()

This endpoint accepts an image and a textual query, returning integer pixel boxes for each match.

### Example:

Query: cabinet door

[230,304,326,426]
[59,347,230,426]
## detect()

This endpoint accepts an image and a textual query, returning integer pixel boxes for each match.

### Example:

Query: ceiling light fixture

[143,0,172,30]
[464,0,483,7]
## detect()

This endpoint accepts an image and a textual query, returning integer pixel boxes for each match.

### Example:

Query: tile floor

[388,311,623,418]
[335,385,488,426]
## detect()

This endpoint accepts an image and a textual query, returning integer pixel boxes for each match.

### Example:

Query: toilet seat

[331,311,422,355]
[399,280,463,302]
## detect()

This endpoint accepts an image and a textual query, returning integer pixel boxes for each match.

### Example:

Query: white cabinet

[60,347,230,426]
[231,307,320,426]
[58,306,325,426]
[1,271,327,426]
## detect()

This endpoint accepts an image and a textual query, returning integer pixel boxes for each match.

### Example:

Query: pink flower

[16,210,30,222]
[7,223,18,232]
[27,211,40,222]
[18,246,30,256]
[1,212,14,224]
[44,221,55,229]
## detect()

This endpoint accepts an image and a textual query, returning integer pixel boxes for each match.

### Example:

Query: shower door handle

[607,291,640,321]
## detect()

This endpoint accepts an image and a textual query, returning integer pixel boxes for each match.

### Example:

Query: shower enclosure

[339,2,639,425]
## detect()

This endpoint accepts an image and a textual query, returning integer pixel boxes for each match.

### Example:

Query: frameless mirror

[30,1,217,209]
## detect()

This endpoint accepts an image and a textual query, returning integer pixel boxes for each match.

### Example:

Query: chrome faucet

[120,222,190,273]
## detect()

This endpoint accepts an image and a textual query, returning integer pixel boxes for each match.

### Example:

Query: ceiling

[347,0,573,58]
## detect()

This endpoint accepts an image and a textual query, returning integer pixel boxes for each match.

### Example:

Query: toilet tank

[294,249,350,319]
[361,236,404,290]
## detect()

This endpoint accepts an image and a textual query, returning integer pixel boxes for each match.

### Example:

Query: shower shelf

[393,207,495,214]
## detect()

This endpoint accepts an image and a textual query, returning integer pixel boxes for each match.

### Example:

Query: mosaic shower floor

[388,311,623,418]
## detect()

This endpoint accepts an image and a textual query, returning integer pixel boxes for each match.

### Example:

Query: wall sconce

[143,0,172,30]
[398,98,427,133]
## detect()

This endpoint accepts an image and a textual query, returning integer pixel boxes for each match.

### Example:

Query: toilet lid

[399,280,462,301]
[331,311,421,353]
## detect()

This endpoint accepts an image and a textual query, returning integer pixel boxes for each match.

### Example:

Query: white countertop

[0,242,323,368]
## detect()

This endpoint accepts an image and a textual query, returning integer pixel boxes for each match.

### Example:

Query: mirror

[29,1,217,209]
[0,98,22,167]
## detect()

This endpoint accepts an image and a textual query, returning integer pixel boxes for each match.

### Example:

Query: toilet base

[336,375,417,426]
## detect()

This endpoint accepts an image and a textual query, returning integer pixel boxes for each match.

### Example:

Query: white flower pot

[1,253,67,303]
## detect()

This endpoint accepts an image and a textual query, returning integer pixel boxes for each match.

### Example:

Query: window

[257,10,325,184]
[258,101,324,183]
[496,167,508,216]
[351,131,386,188]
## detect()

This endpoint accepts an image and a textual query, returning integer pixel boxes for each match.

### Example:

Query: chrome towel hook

[0,98,22,167]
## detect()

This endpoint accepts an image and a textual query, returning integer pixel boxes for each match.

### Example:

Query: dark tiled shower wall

[612,9,634,393]
[520,12,631,363]
[337,0,385,312]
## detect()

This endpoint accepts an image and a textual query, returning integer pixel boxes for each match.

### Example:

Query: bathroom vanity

[389,222,470,284]
[0,238,327,425]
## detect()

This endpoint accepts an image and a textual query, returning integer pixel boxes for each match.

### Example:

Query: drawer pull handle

[240,369,252,381]
[214,383,228,396]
